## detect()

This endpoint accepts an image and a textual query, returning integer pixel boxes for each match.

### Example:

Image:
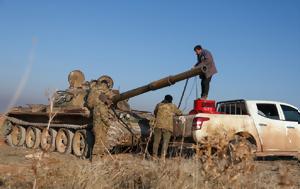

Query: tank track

[2,116,93,159]
[2,115,146,159]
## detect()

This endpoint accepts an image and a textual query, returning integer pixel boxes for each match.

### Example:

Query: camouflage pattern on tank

[2,65,207,158]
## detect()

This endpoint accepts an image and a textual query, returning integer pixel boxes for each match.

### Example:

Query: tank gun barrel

[112,65,207,104]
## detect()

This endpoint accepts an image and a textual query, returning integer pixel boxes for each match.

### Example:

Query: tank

[1,65,207,158]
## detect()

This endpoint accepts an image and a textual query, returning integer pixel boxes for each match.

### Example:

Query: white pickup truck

[174,100,300,157]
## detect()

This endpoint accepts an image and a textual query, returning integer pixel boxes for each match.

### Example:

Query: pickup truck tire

[227,135,256,164]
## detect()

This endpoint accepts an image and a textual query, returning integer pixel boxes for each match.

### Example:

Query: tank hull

[3,105,152,158]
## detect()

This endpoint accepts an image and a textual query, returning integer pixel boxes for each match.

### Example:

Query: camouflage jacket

[154,102,182,132]
[87,86,116,126]
[87,86,114,109]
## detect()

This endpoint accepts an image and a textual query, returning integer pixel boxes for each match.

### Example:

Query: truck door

[254,103,287,151]
[279,104,300,151]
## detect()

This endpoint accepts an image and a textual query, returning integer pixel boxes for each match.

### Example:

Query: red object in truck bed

[189,99,220,115]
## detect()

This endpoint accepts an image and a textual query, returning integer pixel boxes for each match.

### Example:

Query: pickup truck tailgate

[173,115,195,137]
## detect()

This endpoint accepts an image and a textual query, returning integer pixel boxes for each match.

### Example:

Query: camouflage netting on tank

[106,121,143,150]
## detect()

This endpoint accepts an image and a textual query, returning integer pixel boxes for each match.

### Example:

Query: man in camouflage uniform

[87,77,115,158]
[152,95,182,159]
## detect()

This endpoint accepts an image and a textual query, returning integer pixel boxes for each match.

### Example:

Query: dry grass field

[0,115,300,189]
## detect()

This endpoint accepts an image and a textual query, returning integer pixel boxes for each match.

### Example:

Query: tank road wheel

[2,120,13,143]
[25,127,41,149]
[56,129,74,154]
[41,128,57,152]
[72,130,88,157]
[6,125,26,147]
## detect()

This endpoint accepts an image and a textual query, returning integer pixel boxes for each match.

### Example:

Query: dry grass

[30,154,298,189]
[0,145,299,189]
[27,131,297,189]
[1,114,299,189]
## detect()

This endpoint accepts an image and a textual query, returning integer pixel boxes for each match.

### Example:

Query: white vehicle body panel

[174,100,300,156]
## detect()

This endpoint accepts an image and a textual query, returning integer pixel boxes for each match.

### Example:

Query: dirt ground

[1,116,300,189]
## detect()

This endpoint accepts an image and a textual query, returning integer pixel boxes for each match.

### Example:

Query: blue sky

[0,0,299,113]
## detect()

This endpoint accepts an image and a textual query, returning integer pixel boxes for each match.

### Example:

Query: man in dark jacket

[194,45,217,99]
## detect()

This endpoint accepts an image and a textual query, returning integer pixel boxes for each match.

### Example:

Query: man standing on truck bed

[153,95,182,160]
[194,45,218,100]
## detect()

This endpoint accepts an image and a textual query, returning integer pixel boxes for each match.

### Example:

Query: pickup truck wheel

[227,136,255,164]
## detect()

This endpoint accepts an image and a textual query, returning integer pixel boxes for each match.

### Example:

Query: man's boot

[200,95,207,100]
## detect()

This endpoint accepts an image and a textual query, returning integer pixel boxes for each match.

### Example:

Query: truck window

[257,104,279,120]
[217,101,247,115]
[280,105,299,122]
[230,104,235,114]
[219,104,225,113]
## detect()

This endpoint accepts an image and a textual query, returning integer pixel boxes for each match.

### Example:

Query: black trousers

[199,75,212,98]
